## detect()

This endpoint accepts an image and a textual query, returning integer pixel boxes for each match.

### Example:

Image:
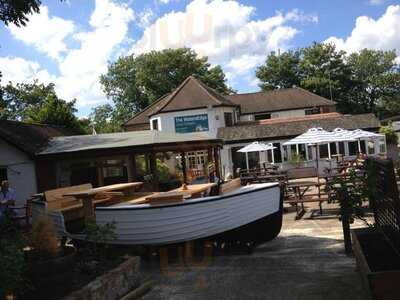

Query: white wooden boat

[32,182,282,246]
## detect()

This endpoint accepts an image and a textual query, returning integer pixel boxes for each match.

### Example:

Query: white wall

[0,138,37,206]
[150,106,236,138]
[240,108,308,122]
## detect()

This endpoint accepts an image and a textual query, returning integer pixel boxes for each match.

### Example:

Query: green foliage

[88,104,121,134]
[289,153,305,166]
[83,219,116,259]
[256,50,301,90]
[380,124,398,145]
[326,167,370,225]
[0,0,41,27]
[157,159,171,183]
[0,80,86,134]
[256,43,400,116]
[0,214,28,298]
[99,48,234,127]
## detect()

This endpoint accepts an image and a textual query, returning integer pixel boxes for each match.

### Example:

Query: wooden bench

[44,183,116,221]
[284,194,329,220]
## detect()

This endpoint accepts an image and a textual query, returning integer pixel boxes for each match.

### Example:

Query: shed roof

[38,130,221,156]
[218,113,381,143]
[226,87,336,115]
[0,120,70,156]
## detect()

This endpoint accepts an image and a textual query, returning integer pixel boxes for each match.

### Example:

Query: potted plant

[26,216,76,297]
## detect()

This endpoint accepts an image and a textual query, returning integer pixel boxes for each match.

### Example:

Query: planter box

[352,228,400,300]
[63,256,141,300]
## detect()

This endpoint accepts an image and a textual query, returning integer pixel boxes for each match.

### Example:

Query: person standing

[0,180,16,221]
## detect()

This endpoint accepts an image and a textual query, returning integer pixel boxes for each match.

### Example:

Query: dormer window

[224,112,234,127]
[152,119,159,130]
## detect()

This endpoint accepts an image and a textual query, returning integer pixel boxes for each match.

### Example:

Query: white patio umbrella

[237,142,276,170]
[333,128,384,153]
[283,128,355,175]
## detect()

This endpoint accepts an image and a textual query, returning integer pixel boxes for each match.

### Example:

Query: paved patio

[141,203,366,300]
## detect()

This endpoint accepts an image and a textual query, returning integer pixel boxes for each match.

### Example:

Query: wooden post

[81,195,95,221]
[97,160,104,187]
[149,152,159,191]
[126,154,137,182]
[181,152,187,184]
[214,147,221,182]
[207,147,213,182]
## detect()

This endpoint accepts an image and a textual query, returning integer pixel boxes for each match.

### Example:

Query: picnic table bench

[284,180,328,220]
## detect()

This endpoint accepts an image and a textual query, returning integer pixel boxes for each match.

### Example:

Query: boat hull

[33,183,283,246]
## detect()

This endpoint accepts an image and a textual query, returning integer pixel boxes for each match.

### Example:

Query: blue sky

[1,0,399,117]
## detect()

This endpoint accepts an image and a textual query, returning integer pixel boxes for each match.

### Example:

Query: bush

[30,216,60,259]
[380,124,398,145]
[0,215,28,298]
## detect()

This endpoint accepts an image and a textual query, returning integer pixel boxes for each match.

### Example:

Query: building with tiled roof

[122,76,382,177]
[0,120,69,206]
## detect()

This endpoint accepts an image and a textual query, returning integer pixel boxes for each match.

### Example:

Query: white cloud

[132,0,317,83]
[55,0,134,106]
[4,0,135,108]
[138,7,155,28]
[0,56,55,84]
[325,5,400,58]
[8,6,74,60]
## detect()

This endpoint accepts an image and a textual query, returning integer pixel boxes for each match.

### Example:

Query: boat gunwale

[96,183,280,211]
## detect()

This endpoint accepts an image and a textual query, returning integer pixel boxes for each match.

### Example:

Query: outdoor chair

[7,198,32,229]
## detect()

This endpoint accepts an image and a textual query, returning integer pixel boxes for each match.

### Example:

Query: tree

[0,80,85,134]
[348,49,400,116]
[299,43,352,107]
[0,0,40,27]
[0,80,55,120]
[256,43,400,116]
[256,50,301,90]
[88,104,120,134]
[100,48,233,126]
[26,95,85,134]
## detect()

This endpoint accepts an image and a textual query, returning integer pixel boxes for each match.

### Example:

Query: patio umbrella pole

[246,152,249,171]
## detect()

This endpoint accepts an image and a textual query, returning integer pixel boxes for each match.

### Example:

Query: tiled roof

[123,76,236,127]
[218,113,381,143]
[124,93,171,126]
[0,120,70,156]
[226,87,336,115]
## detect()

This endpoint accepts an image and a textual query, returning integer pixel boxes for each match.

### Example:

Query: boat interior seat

[44,183,93,211]
[220,178,241,195]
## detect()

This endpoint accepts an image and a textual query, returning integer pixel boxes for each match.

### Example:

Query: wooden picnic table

[285,180,326,220]
[63,182,143,197]
[64,182,143,219]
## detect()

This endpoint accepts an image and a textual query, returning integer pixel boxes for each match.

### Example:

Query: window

[338,142,345,155]
[224,112,234,127]
[348,141,358,156]
[0,168,7,182]
[305,107,321,115]
[273,143,282,163]
[282,145,289,162]
[254,113,271,121]
[367,141,375,155]
[360,141,366,154]
[307,145,314,161]
[298,144,306,160]
[152,119,158,130]
[329,142,337,156]
[319,144,329,159]
[379,140,386,153]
